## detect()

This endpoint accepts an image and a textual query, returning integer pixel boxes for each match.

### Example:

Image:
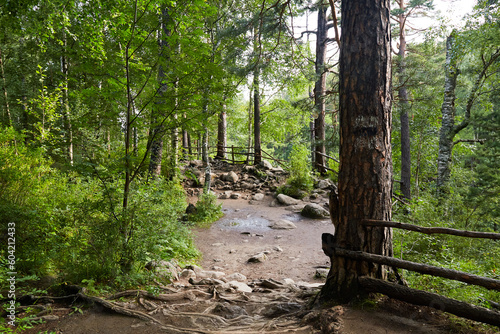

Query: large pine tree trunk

[313,2,328,175]
[320,0,393,303]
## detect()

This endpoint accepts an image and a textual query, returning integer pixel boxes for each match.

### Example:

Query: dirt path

[23,192,496,334]
[193,195,332,283]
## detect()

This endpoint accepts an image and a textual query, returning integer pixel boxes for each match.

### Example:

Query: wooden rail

[362,219,500,240]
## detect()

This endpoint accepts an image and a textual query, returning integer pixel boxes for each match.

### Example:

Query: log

[358,277,500,327]
[362,219,500,240]
[331,247,500,291]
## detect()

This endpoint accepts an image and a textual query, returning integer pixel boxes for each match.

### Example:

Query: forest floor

[20,162,498,334]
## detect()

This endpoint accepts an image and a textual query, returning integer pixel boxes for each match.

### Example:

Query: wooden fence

[188,145,288,168]
[322,220,500,327]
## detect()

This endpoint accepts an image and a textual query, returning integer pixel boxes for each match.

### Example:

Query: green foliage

[278,144,314,198]
[188,192,223,227]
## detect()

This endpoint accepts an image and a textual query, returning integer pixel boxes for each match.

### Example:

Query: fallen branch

[362,219,500,240]
[359,277,500,327]
[331,247,500,291]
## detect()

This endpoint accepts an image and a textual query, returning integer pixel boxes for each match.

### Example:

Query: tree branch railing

[314,150,339,173]
[323,220,500,327]
[362,219,500,240]
[188,145,287,167]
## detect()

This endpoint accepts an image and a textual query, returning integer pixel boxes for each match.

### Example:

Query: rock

[146,260,181,280]
[185,264,204,275]
[259,160,273,169]
[198,270,226,280]
[222,171,239,183]
[263,302,302,317]
[226,273,247,282]
[269,219,297,230]
[317,179,332,189]
[252,193,265,201]
[276,193,300,206]
[282,278,295,285]
[229,249,237,254]
[248,252,267,263]
[271,166,285,173]
[273,246,283,252]
[301,203,330,218]
[213,302,249,319]
[185,203,197,215]
[228,281,253,293]
[315,268,329,279]
[218,190,232,199]
[189,160,203,167]
[180,269,196,279]
[230,192,241,199]
[189,278,225,286]
[284,204,306,212]
[211,243,224,247]
[41,315,59,322]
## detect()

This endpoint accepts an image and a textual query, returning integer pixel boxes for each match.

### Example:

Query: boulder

[301,203,330,219]
[276,193,300,206]
[269,219,297,230]
[315,268,329,279]
[180,269,196,279]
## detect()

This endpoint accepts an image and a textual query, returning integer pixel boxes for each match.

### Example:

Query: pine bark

[313,2,328,175]
[320,0,393,303]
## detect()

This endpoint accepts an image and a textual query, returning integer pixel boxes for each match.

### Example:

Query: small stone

[252,193,265,201]
[226,273,247,282]
[228,281,253,293]
[218,191,232,199]
[269,219,297,230]
[315,268,329,279]
[180,269,196,279]
[222,171,239,183]
[213,259,224,263]
[317,179,332,189]
[248,252,267,263]
[211,242,224,247]
[273,246,283,252]
[41,315,59,322]
[198,270,226,279]
[259,160,273,169]
[282,278,295,285]
[229,249,237,254]
[230,192,241,199]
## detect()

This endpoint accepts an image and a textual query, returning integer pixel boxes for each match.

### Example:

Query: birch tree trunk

[320,0,393,303]
[397,0,411,200]
[313,1,328,175]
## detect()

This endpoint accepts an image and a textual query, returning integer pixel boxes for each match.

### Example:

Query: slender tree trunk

[320,0,393,303]
[436,33,459,192]
[314,2,328,175]
[247,88,253,164]
[398,0,411,200]
[0,47,12,127]
[216,102,227,159]
[437,32,500,193]
[148,7,170,179]
[253,68,262,165]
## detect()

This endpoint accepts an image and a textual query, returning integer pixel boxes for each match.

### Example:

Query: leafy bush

[187,191,223,227]
[278,144,314,198]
